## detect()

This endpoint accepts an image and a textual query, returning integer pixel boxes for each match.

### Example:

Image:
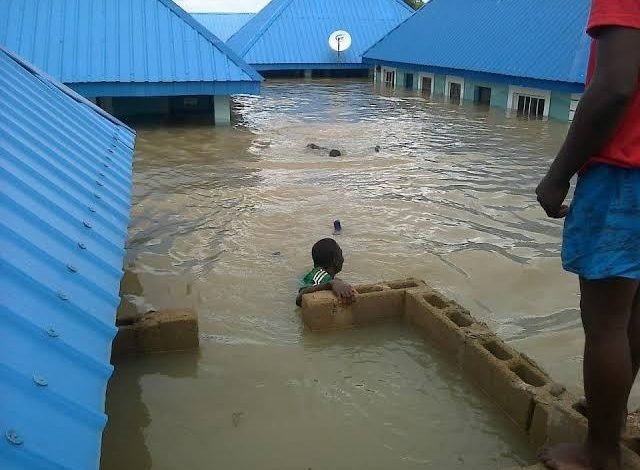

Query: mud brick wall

[300,280,640,469]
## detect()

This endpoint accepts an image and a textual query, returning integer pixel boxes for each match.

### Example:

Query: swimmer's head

[312,238,344,274]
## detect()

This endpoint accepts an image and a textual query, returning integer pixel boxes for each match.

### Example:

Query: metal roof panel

[227,0,414,68]
[192,13,255,42]
[0,45,135,470]
[363,0,591,85]
[0,0,261,90]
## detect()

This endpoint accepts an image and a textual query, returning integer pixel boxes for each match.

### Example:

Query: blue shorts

[562,164,640,280]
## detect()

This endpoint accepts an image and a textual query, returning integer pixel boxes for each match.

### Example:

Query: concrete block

[406,291,466,358]
[112,309,199,357]
[301,279,423,332]
[301,279,640,465]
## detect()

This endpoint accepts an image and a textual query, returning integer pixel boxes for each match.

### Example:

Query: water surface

[102,79,609,469]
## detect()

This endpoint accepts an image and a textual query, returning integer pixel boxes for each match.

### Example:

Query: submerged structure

[0,0,261,124]
[192,13,255,42]
[301,279,640,468]
[227,0,414,77]
[0,46,135,469]
[363,0,590,121]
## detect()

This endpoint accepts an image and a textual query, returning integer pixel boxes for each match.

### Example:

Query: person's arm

[296,278,357,307]
[536,26,640,218]
[296,282,332,306]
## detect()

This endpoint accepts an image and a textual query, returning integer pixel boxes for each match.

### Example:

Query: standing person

[536,1,640,469]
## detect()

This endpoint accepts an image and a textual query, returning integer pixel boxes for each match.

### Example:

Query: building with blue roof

[0,0,262,125]
[363,0,591,121]
[0,45,134,470]
[193,13,256,42]
[227,0,414,77]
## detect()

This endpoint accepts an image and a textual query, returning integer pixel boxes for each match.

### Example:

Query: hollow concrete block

[112,309,199,357]
[406,291,471,361]
[301,279,423,332]
[301,292,352,331]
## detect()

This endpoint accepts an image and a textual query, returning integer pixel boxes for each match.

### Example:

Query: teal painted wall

[461,79,509,108]
[490,84,509,109]
[397,69,418,89]
[433,74,446,96]
[549,92,571,121]
[376,64,576,122]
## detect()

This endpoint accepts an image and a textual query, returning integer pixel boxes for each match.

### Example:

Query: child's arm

[296,279,357,307]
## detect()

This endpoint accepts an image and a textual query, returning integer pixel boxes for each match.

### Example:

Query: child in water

[296,238,357,306]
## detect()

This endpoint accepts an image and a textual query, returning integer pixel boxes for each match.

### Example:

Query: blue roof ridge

[0,46,135,133]
[156,0,263,82]
[362,0,420,58]
[228,0,296,56]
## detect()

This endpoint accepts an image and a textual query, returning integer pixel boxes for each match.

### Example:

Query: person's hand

[330,279,357,305]
[536,174,570,218]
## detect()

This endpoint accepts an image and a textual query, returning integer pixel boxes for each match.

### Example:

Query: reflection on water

[103,79,591,469]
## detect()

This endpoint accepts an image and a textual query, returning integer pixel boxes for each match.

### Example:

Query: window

[421,76,433,97]
[183,97,199,108]
[405,73,414,89]
[507,86,551,118]
[384,70,396,87]
[516,95,545,118]
[446,76,464,105]
[475,86,491,105]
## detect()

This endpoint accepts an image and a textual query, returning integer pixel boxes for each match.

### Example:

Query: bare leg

[627,290,640,405]
[540,277,639,470]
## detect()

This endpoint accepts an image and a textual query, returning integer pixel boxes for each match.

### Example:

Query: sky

[174,0,270,12]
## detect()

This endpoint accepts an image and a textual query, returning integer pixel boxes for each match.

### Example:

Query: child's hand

[330,279,357,304]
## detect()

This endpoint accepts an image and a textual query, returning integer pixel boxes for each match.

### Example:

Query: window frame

[507,86,551,118]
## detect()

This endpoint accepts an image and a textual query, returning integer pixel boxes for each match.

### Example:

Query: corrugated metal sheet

[363,0,591,86]
[0,45,135,470]
[227,0,414,69]
[0,0,261,97]
[192,13,255,42]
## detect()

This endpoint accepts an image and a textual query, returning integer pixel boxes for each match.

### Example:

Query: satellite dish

[328,30,352,53]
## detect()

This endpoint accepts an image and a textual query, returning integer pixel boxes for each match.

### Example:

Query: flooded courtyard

[101,79,627,469]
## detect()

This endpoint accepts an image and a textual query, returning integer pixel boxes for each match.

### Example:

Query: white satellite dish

[328,30,352,53]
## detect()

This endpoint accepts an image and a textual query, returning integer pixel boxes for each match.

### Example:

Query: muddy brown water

[101,79,640,469]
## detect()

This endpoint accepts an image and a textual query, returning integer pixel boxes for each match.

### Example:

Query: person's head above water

[311,238,344,275]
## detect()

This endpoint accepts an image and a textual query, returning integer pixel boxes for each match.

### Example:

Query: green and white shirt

[300,267,333,289]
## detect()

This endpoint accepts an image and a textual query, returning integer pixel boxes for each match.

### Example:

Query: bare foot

[539,443,592,470]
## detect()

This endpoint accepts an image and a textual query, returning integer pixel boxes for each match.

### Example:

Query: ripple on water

[105,79,580,470]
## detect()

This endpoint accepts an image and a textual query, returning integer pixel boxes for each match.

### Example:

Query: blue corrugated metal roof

[227,0,414,70]
[192,13,256,42]
[0,45,135,470]
[0,0,261,98]
[363,0,591,86]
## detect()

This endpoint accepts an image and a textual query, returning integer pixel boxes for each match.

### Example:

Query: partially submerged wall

[301,280,640,469]
[111,309,199,358]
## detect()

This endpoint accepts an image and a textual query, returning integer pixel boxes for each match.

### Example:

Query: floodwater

[101,79,631,469]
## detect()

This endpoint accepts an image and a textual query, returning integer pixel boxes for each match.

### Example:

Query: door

[421,77,432,97]
[449,82,462,104]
